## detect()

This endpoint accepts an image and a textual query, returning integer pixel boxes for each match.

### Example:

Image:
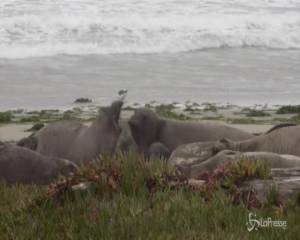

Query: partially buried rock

[74,98,92,103]
[0,142,78,184]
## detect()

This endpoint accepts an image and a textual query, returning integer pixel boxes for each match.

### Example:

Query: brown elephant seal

[128,108,253,155]
[35,101,123,165]
[214,125,300,157]
[175,149,300,179]
[0,142,77,184]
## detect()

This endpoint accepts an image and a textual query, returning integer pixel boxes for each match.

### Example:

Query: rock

[74,98,92,103]
[241,168,300,204]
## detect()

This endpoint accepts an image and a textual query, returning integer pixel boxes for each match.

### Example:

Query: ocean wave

[0,0,300,58]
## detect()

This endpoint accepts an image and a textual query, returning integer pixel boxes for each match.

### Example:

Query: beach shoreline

[1,101,297,142]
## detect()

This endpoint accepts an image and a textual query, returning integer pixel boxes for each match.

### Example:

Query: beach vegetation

[201,115,224,121]
[0,111,13,123]
[245,109,270,117]
[26,122,45,132]
[0,153,298,239]
[289,114,300,123]
[226,118,264,124]
[276,105,300,114]
[202,103,218,112]
[154,104,190,120]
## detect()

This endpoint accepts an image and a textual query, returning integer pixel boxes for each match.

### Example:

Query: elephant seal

[128,108,253,155]
[168,141,219,167]
[175,149,300,179]
[35,101,123,165]
[0,142,77,184]
[214,125,300,157]
[147,142,171,159]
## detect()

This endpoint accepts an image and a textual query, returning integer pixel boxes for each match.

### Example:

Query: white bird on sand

[118,89,128,101]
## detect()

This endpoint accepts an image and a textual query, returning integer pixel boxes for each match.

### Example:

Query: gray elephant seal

[35,101,123,165]
[0,142,77,184]
[214,125,300,157]
[128,108,253,155]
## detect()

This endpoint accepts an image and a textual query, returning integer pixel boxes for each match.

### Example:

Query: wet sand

[0,121,273,143]
[0,124,32,142]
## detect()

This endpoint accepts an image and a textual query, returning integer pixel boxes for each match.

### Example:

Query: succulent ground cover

[1,153,299,239]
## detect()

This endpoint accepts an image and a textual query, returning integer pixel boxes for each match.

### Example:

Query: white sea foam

[0,0,300,58]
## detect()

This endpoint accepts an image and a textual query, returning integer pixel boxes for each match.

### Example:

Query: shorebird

[118,89,128,101]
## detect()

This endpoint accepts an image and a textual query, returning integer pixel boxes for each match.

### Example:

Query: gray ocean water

[0,0,300,109]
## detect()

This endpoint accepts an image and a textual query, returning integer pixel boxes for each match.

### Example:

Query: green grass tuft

[246,109,270,117]
[0,111,13,123]
[277,105,300,114]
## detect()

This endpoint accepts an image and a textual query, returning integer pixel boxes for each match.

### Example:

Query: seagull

[118,89,128,101]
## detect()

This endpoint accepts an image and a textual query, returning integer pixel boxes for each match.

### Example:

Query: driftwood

[240,167,300,204]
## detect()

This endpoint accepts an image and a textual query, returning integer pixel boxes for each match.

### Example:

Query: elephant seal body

[0,142,77,184]
[217,126,300,157]
[128,108,253,155]
[36,101,123,165]
[173,149,300,179]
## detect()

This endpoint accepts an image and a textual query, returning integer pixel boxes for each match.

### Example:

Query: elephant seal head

[147,142,170,160]
[128,108,164,154]
[54,158,79,177]
[213,138,235,153]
